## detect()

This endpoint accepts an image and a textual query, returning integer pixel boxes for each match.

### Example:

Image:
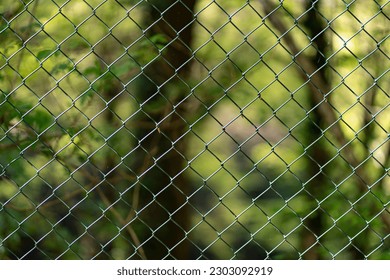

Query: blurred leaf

[12,101,32,115]
[37,49,54,61]
[40,145,54,157]
[0,97,33,128]
[66,126,80,138]
[83,66,100,77]
[148,33,169,49]
[111,60,136,77]
[20,22,41,34]
[50,61,73,75]
[79,89,95,105]
[83,61,103,77]
[24,109,53,132]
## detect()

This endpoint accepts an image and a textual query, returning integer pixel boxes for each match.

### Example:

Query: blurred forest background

[0,0,389,259]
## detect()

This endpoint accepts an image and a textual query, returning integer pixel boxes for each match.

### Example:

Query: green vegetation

[0,0,389,259]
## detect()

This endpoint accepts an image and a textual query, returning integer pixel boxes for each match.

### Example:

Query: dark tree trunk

[300,0,332,260]
[130,0,197,259]
[300,1,366,259]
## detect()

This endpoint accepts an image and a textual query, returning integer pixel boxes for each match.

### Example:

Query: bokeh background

[0,0,389,259]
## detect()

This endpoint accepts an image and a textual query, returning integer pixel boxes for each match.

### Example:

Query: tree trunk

[130,0,197,259]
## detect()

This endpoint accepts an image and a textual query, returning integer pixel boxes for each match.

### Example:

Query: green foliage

[0,0,388,260]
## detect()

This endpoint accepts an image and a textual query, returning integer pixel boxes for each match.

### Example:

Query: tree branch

[258,0,361,181]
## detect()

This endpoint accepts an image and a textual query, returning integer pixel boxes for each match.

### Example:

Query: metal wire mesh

[0,0,389,260]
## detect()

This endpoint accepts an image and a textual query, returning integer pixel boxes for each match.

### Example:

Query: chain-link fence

[0,0,389,260]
